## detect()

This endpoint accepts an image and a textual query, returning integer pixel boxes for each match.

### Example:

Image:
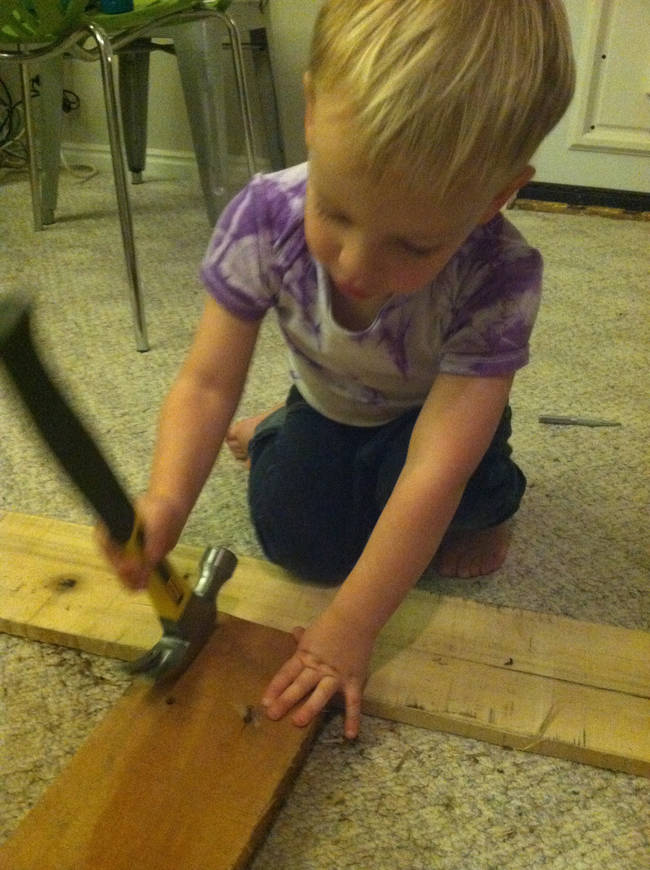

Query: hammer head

[130,546,237,682]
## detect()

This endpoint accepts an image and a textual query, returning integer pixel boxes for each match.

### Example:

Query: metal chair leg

[174,19,229,226]
[249,27,284,171]
[87,22,149,352]
[37,55,64,224]
[19,60,43,232]
[118,39,151,184]
[221,12,256,177]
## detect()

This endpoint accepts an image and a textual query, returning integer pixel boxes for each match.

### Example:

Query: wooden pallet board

[0,613,320,870]
[1,512,649,777]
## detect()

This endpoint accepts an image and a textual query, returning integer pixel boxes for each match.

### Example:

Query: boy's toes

[225,423,249,461]
[434,523,512,579]
[226,405,285,463]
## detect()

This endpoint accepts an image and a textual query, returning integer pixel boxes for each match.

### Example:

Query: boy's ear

[479,165,535,224]
[303,72,315,148]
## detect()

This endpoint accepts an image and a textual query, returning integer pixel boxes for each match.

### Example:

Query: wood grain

[0,613,320,870]
[1,512,649,777]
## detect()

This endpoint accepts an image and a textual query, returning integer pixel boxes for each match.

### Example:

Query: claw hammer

[0,295,236,680]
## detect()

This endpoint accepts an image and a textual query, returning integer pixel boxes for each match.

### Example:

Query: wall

[62,44,194,164]
[266,0,319,165]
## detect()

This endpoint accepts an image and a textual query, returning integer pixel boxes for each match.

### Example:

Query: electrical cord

[0,77,15,146]
[30,75,81,117]
[59,148,98,182]
[0,75,96,181]
[0,76,28,173]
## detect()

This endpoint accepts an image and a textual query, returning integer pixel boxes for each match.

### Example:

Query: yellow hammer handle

[124,517,194,622]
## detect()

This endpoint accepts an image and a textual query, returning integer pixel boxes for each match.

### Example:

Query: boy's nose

[337,237,378,290]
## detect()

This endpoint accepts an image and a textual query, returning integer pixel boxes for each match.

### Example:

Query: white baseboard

[60,142,268,186]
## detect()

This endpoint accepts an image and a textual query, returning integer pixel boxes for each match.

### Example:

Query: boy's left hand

[261,605,374,739]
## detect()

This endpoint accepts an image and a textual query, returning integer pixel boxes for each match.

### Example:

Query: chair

[0,1,270,351]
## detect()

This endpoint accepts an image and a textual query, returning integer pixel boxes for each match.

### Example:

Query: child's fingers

[262,655,339,726]
[262,624,365,735]
[93,522,150,590]
[263,663,343,729]
[291,675,338,727]
[94,522,125,571]
[261,625,307,708]
[343,682,363,739]
[261,654,306,711]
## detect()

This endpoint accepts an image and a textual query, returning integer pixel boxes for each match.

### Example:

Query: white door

[533,0,650,192]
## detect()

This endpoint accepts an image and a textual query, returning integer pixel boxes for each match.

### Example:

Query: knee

[248,474,353,584]
[251,505,349,583]
[246,411,363,583]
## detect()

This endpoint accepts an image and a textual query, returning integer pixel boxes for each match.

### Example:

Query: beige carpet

[1,166,648,868]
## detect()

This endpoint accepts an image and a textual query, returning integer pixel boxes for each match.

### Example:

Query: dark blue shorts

[248,387,525,583]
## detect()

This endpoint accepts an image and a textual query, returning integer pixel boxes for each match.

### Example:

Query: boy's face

[304,88,523,303]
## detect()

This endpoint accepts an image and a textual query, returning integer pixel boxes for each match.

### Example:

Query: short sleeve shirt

[201,164,542,426]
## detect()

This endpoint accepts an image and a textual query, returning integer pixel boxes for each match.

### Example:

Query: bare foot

[434,522,512,579]
[225,404,284,462]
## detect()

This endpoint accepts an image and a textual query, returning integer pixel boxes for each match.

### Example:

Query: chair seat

[0,1,231,43]
[0,0,88,42]
[87,0,230,33]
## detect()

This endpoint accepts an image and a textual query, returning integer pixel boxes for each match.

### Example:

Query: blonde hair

[308,0,575,196]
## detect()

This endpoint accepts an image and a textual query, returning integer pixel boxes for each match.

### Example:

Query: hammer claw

[129,636,190,679]
[128,646,163,676]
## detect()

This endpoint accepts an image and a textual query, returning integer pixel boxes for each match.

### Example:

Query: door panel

[533,0,650,191]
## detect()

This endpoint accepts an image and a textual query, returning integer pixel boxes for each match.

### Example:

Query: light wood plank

[0,614,320,870]
[1,512,649,777]
[367,644,649,773]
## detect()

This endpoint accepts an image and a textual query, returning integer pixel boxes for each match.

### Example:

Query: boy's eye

[316,203,349,224]
[400,240,438,258]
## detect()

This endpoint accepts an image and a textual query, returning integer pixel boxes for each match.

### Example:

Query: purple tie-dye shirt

[201,164,542,426]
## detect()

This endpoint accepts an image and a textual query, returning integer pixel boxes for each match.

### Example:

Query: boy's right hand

[95,493,185,591]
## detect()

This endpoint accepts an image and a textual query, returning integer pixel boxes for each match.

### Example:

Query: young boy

[104,0,575,739]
